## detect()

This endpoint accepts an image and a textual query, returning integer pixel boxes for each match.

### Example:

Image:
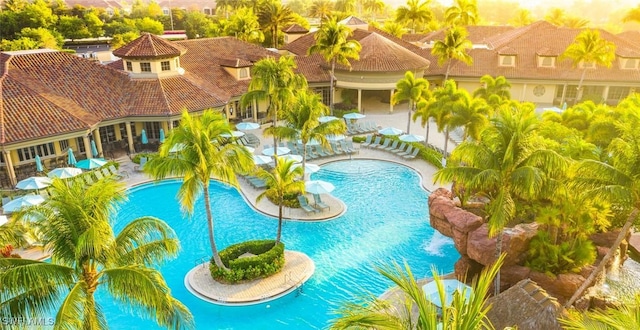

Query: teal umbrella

[35,155,43,172]
[141,129,148,144]
[159,129,165,143]
[67,148,77,166]
[76,158,107,170]
[90,140,99,158]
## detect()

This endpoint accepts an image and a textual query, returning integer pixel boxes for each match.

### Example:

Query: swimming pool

[100,159,458,329]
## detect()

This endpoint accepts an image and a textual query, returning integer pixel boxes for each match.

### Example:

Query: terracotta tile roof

[339,16,367,26]
[536,47,559,56]
[113,33,187,59]
[64,0,123,9]
[283,24,308,34]
[618,30,640,47]
[411,25,515,45]
[156,0,215,9]
[219,58,253,68]
[336,30,430,72]
[293,54,330,83]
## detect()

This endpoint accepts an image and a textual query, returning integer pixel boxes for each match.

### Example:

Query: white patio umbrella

[305,180,335,194]
[16,176,52,190]
[279,154,303,163]
[292,163,320,173]
[221,131,245,138]
[422,279,472,308]
[236,122,260,130]
[47,167,83,179]
[326,134,345,141]
[399,134,425,143]
[253,155,273,165]
[378,127,403,136]
[318,115,339,123]
[3,195,45,213]
[0,215,7,226]
[343,112,366,120]
[262,147,290,156]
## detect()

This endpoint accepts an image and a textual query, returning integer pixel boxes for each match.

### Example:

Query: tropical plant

[434,104,568,295]
[395,0,434,34]
[472,75,511,110]
[224,7,264,44]
[0,178,193,329]
[335,0,356,14]
[266,90,346,178]
[257,0,296,48]
[444,0,479,27]
[448,89,490,141]
[330,254,505,329]
[381,21,406,38]
[308,17,361,115]
[308,0,334,25]
[431,26,473,81]
[623,6,640,23]
[560,29,616,103]
[428,80,465,164]
[412,96,436,145]
[561,294,640,329]
[362,0,385,20]
[144,110,254,270]
[255,159,305,244]
[392,71,430,134]
[241,56,308,160]
[509,9,534,27]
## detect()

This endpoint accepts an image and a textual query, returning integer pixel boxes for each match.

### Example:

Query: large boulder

[454,255,484,279]
[529,271,587,303]
[467,223,538,266]
[429,196,456,237]
[500,265,532,288]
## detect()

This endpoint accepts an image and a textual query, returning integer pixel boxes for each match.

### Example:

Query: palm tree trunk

[83,264,100,328]
[445,61,451,81]
[425,122,430,145]
[302,142,307,180]
[494,231,504,296]
[273,103,278,167]
[442,128,449,166]
[330,60,336,116]
[407,101,413,134]
[575,68,587,105]
[564,208,639,308]
[204,185,227,270]
[276,204,283,244]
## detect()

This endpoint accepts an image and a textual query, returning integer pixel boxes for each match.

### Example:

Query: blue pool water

[100,160,458,329]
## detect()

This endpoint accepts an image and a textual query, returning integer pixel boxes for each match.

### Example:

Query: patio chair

[83,174,96,186]
[297,195,319,214]
[366,136,382,148]
[93,170,106,181]
[346,124,359,135]
[306,146,320,159]
[340,140,354,154]
[384,140,399,152]
[347,140,359,154]
[313,194,330,211]
[397,145,414,157]
[374,138,391,149]
[360,135,373,147]
[134,157,147,172]
[323,145,335,157]
[315,145,328,158]
[287,142,297,154]
[330,142,344,155]
[391,142,407,153]
[108,165,128,179]
[402,148,420,160]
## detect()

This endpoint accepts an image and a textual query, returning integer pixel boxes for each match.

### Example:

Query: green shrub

[265,189,300,208]
[352,136,366,143]
[526,231,596,276]
[210,240,285,283]
[106,160,120,170]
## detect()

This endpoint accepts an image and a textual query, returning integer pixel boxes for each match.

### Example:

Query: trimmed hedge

[210,240,285,283]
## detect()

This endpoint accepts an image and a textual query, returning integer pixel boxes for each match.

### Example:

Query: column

[253,100,258,122]
[357,89,362,113]
[167,119,173,130]
[560,83,568,105]
[520,83,527,101]
[602,85,610,104]
[389,89,394,113]
[92,129,103,157]
[125,122,135,154]
[83,136,92,159]
[3,150,17,187]
[224,104,231,119]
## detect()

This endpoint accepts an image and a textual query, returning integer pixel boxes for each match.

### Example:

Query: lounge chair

[385,140,399,151]
[83,174,95,186]
[360,135,373,147]
[340,140,353,154]
[134,157,147,172]
[402,148,420,160]
[322,145,335,157]
[313,194,330,211]
[297,195,319,214]
[347,140,359,154]
[330,142,343,155]
[287,142,297,154]
[367,136,382,148]
[314,145,328,158]
[374,138,391,149]
[306,146,319,159]
[397,145,414,157]
[108,165,128,179]
[93,170,106,181]
[391,142,407,153]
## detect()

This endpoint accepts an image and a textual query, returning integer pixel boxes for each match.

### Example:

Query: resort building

[1,18,639,188]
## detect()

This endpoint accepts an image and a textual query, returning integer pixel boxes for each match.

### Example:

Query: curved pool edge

[184,251,315,306]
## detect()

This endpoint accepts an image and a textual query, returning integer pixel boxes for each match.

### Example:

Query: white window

[622,58,639,69]
[161,61,170,71]
[538,56,555,68]
[239,68,248,79]
[499,55,515,67]
[140,62,151,72]
[162,8,170,15]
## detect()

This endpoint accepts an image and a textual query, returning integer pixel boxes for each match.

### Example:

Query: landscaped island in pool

[99,159,458,329]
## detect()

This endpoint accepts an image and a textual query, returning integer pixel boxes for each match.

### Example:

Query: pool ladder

[195,257,208,268]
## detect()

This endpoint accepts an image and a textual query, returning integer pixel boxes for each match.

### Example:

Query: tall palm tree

[509,9,534,27]
[241,56,308,160]
[429,80,465,165]
[257,0,296,48]
[434,104,568,295]
[362,0,385,20]
[308,17,361,115]
[224,7,264,44]
[330,254,505,329]
[412,96,436,145]
[448,89,490,141]
[0,179,193,329]
[472,75,511,110]
[565,111,640,307]
[267,90,346,178]
[335,0,356,14]
[308,0,334,25]
[144,110,254,270]
[444,0,479,27]
[395,0,434,34]
[255,158,305,244]
[560,29,616,103]
[392,71,430,134]
[431,26,473,81]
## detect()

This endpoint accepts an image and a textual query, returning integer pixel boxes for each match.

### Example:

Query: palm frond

[112,216,180,267]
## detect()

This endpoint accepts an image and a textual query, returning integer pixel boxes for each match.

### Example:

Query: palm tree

[308,0,334,25]
[335,0,356,14]
[267,90,346,178]
[544,7,566,26]
[560,29,616,104]
[429,80,465,165]
[241,56,308,160]
[412,96,436,145]
[562,294,640,329]
[257,0,296,48]
[255,159,305,244]
[395,0,434,34]
[144,110,254,270]
[623,6,640,23]
[508,9,534,27]
[473,75,512,110]
[308,17,361,115]
[362,0,385,21]
[392,71,430,134]
[434,104,568,295]
[431,26,473,81]
[565,112,640,307]
[0,178,193,329]
[448,89,490,141]
[330,254,505,329]
[382,21,406,38]
[444,0,479,27]
[224,7,264,44]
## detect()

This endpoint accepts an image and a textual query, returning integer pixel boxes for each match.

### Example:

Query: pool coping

[184,251,315,306]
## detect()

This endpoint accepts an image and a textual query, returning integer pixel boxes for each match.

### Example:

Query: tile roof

[63,0,123,9]
[112,33,187,58]
[283,24,309,34]
[410,25,515,45]
[339,16,368,26]
[219,58,253,68]
[618,30,640,47]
